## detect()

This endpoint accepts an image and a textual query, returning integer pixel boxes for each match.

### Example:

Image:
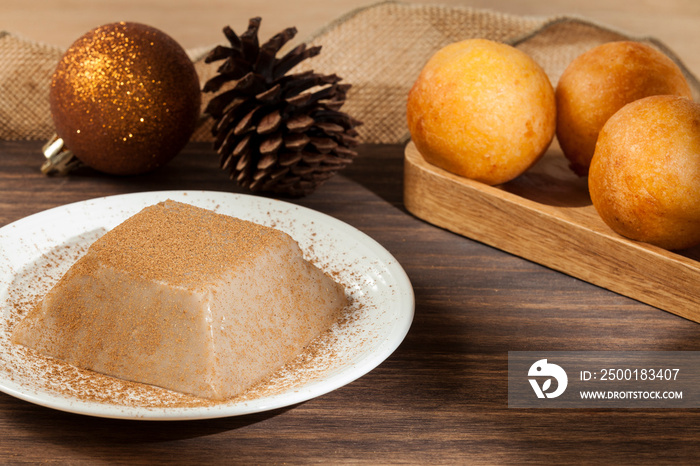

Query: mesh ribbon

[1,1,698,144]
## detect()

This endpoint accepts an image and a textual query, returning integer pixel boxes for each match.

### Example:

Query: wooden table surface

[3,1,700,464]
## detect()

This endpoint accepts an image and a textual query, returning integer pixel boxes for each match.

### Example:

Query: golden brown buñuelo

[407,39,556,186]
[556,41,692,176]
[589,95,700,251]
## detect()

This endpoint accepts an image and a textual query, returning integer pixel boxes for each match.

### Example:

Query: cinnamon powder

[1,201,378,411]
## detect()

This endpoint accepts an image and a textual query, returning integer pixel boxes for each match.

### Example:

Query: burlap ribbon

[2,0,698,144]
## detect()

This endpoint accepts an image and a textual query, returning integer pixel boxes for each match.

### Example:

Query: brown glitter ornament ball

[49,22,201,175]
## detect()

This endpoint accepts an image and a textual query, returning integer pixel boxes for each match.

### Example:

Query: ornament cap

[41,134,83,176]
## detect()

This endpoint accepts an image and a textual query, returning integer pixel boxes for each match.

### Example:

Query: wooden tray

[404,141,700,323]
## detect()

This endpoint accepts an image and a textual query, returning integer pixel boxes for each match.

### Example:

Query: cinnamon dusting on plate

[1,215,373,410]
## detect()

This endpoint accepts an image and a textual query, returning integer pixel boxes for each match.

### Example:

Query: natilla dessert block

[12,200,347,399]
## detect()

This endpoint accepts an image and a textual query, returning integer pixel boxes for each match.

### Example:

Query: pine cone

[203,17,362,197]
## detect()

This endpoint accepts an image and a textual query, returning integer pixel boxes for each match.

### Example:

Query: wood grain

[404,142,700,324]
[3,142,700,464]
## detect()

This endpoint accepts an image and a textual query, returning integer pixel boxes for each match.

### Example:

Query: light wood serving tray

[404,141,700,323]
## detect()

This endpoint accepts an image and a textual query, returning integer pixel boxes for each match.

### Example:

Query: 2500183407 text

[580,368,680,382]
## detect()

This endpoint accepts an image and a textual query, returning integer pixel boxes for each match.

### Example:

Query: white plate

[0,191,414,420]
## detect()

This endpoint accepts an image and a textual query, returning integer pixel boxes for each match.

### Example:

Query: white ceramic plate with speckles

[0,190,414,420]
